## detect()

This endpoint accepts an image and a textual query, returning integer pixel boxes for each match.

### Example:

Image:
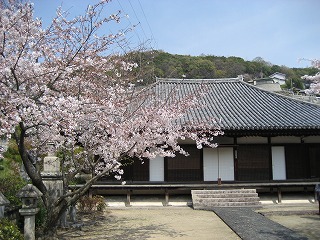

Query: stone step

[193,201,261,208]
[191,189,257,194]
[191,189,261,209]
[192,193,258,198]
[193,202,261,210]
[195,197,260,203]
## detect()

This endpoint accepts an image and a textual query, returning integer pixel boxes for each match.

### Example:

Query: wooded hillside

[127,50,318,88]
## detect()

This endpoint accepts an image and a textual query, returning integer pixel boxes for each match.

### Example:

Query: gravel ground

[57,201,319,240]
[58,207,240,240]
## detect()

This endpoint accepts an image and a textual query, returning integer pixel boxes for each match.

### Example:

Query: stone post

[68,204,76,222]
[17,184,42,240]
[41,142,67,227]
[0,191,10,218]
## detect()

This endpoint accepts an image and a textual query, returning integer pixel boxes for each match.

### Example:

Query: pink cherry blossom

[300,58,320,94]
[0,1,221,236]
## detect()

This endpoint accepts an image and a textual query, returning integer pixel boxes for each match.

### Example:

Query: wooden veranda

[70,180,319,206]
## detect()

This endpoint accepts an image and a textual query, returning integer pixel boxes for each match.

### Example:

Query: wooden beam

[69,182,319,191]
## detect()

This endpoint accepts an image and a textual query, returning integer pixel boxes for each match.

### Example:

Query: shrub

[2,141,22,164]
[77,195,106,213]
[35,201,47,229]
[0,218,23,240]
[0,172,26,206]
[95,195,107,212]
[0,141,27,206]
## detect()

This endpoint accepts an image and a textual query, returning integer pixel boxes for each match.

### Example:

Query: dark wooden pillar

[268,137,273,180]
[234,137,238,181]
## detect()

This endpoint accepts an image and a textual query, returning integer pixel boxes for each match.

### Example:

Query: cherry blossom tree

[0,0,221,237]
[301,59,320,94]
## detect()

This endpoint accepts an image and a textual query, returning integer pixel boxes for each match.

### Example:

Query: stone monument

[41,142,66,226]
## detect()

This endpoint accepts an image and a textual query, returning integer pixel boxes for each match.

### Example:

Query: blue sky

[32,0,320,68]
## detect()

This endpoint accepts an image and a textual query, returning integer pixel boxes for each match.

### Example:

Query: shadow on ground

[58,210,186,240]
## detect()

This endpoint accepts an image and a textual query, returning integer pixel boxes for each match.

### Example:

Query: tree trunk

[39,228,58,240]
[15,125,49,206]
[41,198,69,239]
[15,124,115,237]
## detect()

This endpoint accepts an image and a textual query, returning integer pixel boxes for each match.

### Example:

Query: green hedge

[0,218,23,240]
[0,173,26,206]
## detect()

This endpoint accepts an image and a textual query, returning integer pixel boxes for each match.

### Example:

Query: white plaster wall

[203,148,234,181]
[271,146,286,180]
[214,136,234,144]
[149,156,164,181]
[303,136,320,143]
[177,138,196,144]
[178,137,234,145]
[271,136,300,144]
[218,148,234,181]
[203,148,218,181]
[237,136,268,144]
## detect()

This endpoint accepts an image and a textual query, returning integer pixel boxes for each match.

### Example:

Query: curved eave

[222,128,320,137]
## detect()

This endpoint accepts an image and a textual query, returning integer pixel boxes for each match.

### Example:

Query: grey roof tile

[153,78,320,131]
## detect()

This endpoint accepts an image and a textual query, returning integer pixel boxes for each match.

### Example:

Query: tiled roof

[153,78,320,133]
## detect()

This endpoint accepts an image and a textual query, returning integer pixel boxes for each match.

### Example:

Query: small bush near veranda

[77,195,106,213]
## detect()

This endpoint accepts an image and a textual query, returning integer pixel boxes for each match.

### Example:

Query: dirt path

[58,207,240,240]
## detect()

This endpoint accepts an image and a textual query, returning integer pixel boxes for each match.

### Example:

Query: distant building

[246,72,287,92]
[0,138,8,153]
[247,77,282,92]
[269,72,286,85]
